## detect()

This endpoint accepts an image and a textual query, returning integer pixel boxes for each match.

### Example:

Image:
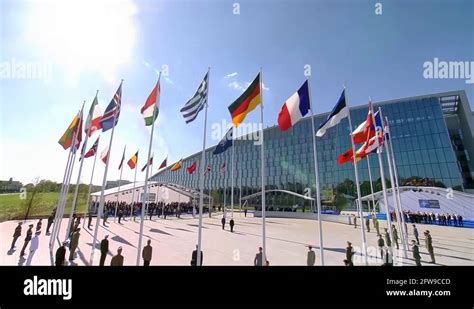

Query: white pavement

[1,213,473,266]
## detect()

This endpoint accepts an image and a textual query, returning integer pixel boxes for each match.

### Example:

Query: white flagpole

[386,118,408,253]
[144,152,154,221]
[130,150,139,220]
[90,80,123,265]
[49,130,75,250]
[375,107,396,264]
[83,136,99,229]
[136,74,160,265]
[65,99,90,240]
[346,88,368,265]
[223,164,226,217]
[231,127,235,218]
[114,145,126,222]
[367,154,376,214]
[239,156,242,217]
[308,79,325,265]
[197,67,210,267]
[259,68,267,265]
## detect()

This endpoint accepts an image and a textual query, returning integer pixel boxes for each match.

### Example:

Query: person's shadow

[26,250,37,266]
[18,255,26,266]
[7,248,15,255]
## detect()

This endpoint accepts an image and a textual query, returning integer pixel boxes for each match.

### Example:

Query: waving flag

[85,93,102,137]
[127,151,139,169]
[180,72,208,124]
[83,137,100,159]
[213,128,233,155]
[170,159,183,172]
[141,156,153,172]
[187,161,197,174]
[100,82,122,132]
[100,146,109,164]
[220,163,226,176]
[141,79,160,126]
[228,73,261,127]
[352,102,375,144]
[316,89,348,137]
[159,157,167,169]
[204,164,211,174]
[277,81,310,131]
[58,107,83,151]
[118,146,126,170]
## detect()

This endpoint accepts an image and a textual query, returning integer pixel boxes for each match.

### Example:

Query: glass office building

[151,90,474,210]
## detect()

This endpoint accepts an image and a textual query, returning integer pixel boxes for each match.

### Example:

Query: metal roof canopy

[241,189,315,201]
[91,181,211,200]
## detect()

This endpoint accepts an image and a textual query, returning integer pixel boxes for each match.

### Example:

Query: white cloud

[227,81,270,92]
[224,72,238,78]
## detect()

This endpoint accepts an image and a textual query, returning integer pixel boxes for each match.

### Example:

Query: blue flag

[100,82,122,132]
[213,128,233,155]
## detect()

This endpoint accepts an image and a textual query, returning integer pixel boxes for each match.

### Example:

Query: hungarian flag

[127,151,139,169]
[58,108,83,151]
[277,80,310,131]
[220,163,226,176]
[170,159,183,172]
[118,146,126,170]
[84,137,100,159]
[159,156,167,169]
[228,73,261,127]
[100,146,109,164]
[100,82,122,132]
[351,101,375,144]
[85,93,102,137]
[187,161,197,174]
[141,79,160,126]
[141,156,153,172]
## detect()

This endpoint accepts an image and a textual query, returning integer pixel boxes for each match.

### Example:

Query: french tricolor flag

[277,81,311,131]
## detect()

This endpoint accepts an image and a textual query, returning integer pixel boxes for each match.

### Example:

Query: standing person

[229,218,235,233]
[244,208,247,217]
[10,222,22,250]
[424,230,436,263]
[413,224,420,245]
[254,247,263,266]
[365,216,370,233]
[35,219,42,234]
[118,209,123,224]
[99,235,109,266]
[384,228,392,248]
[345,241,355,266]
[307,246,316,266]
[142,239,153,266]
[221,216,226,230]
[68,228,80,261]
[55,242,67,266]
[68,214,77,238]
[20,224,34,256]
[377,235,385,259]
[110,247,124,266]
[26,232,40,266]
[87,211,93,230]
[353,215,357,229]
[375,218,380,236]
[191,245,203,266]
[392,225,399,250]
[46,214,54,234]
[103,210,108,226]
[412,240,422,266]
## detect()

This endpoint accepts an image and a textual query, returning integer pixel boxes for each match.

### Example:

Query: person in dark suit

[88,211,93,229]
[413,224,419,245]
[345,241,355,266]
[110,247,124,266]
[99,235,109,266]
[221,216,226,230]
[55,242,67,266]
[191,245,203,266]
[20,224,33,256]
[10,222,22,250]
[244,209,247,217]
[142,239,153,266]
[229,218,235,233]
[46,215,54,234]
[412,240,422,266]
[254,247,263,266]
[35,219,42,234]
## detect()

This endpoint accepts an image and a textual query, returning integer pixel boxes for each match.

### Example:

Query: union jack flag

[100,82,122,132]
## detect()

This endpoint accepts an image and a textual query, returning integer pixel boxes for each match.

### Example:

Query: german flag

[170,159,183,172]
[127,151,139,169]
[228,73,261,127]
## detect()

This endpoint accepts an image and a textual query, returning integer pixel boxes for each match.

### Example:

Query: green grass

[0,192,88,222]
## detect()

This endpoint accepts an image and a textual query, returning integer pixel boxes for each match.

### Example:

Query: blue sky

[0,0,473,185]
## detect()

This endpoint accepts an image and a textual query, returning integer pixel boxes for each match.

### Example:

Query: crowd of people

[388,210,464,227]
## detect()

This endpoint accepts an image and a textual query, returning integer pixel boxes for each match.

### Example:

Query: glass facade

[151,91,472,210]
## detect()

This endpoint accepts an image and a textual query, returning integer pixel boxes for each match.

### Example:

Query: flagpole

[346,87,368,265]
[239,154,242,217]
[259,68,267,265]
[308,79,325,265]
[114,145,126,222]
[386,117,409,255]
[144,152,154,221]
[231,127,235,218]
[136,74,160,265]
[223,163,226,217]
[90,80,123,265]
[130,150,139,221]
[367,153,376,214]
[197,68,210,267]
[49,130,75,251]
[83,136,99,229]
[65,100,89,240]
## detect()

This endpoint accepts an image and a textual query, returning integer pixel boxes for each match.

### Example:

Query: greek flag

[180,72,208,123]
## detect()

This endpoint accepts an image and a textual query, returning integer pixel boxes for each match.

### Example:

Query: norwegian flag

[81,137,100,160]
[100,82,122,132]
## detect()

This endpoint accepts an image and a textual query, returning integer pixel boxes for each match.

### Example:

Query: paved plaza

[1,212,473,266]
